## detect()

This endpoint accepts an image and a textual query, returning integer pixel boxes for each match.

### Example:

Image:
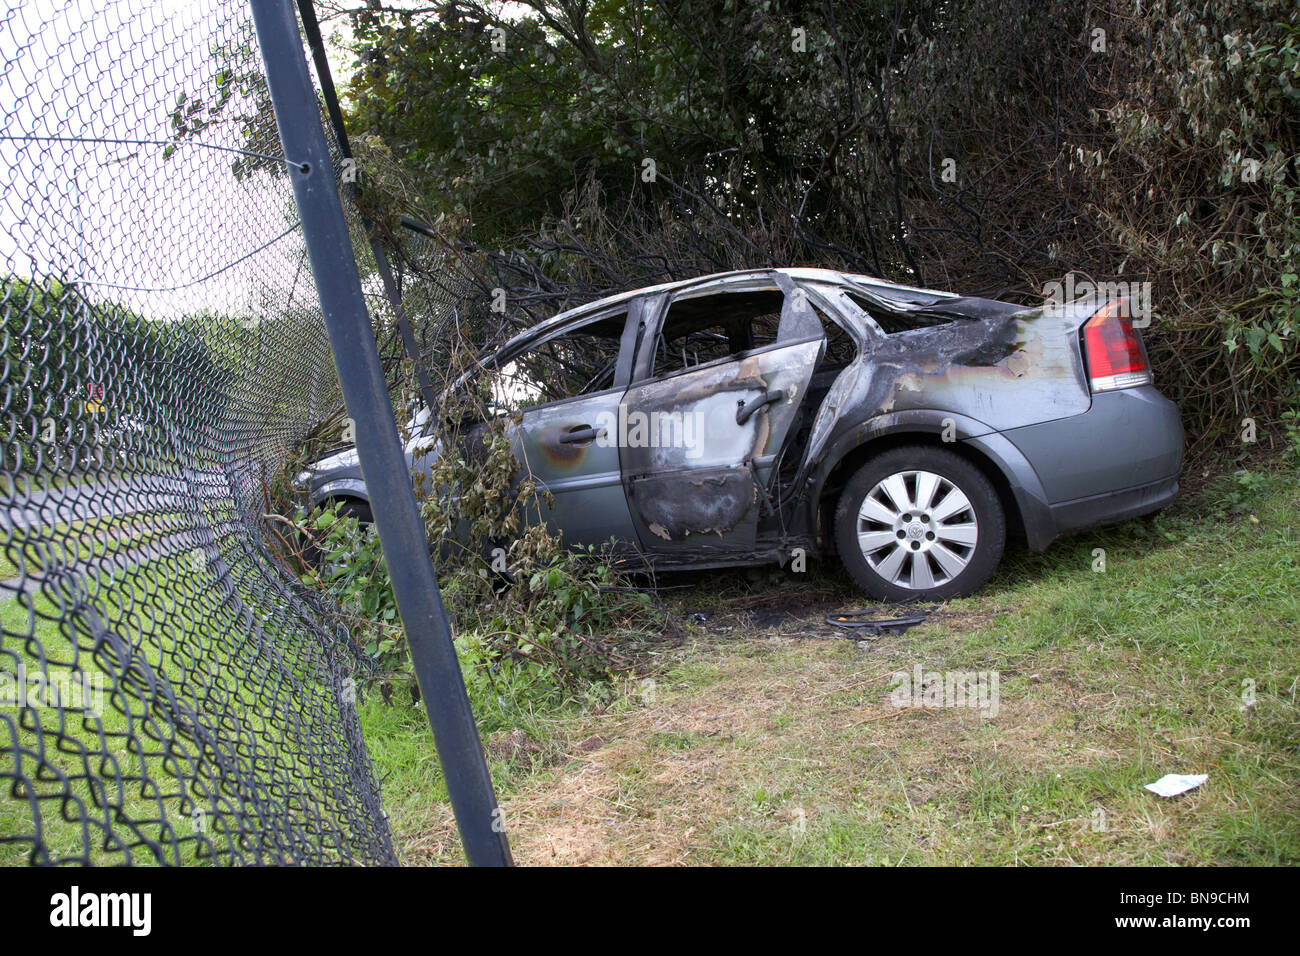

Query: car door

[619,276,825,555]
[504,300,645,550]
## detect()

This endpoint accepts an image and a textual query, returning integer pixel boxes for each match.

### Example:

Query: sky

[0,0,342,321]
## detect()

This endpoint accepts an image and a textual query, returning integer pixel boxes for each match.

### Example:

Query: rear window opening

[652,289,785,376]
[845,292,955,334]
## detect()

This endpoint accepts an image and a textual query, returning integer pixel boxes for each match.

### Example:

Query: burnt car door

[619,277,825,556]
[494,302,645,549]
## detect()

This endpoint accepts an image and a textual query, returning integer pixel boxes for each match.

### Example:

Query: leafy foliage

[337,0,1299,448]
[2,276,216,477]
[297,368,665,717]
[1088,1,1300,444]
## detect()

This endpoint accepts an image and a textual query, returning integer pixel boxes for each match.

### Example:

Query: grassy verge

[0,553,367,865]
[0,571,185,866]
[0,468,130,497]
[0,513,175,581]
[368,465,1300,865]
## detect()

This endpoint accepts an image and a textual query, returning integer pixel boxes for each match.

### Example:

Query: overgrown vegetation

[328,0,1299,449]
[284,350,670,727]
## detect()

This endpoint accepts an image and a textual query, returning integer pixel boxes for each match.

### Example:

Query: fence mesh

[0,0,439,865]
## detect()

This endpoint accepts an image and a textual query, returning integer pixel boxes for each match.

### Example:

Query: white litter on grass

[1144,773,1208,798]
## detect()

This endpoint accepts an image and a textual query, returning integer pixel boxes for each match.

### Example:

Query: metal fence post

[295,0,441,415]
[248,0,512,866]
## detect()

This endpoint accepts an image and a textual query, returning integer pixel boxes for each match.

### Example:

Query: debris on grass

[1144,773,1208,798]
[826,605,930,635]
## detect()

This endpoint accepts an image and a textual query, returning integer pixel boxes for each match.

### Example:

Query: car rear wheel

[834,446,1005,602]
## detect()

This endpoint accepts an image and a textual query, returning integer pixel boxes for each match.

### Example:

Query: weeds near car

[287,352,668,726]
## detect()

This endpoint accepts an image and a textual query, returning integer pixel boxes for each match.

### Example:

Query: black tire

[833,446,1005,602]
[301,498,372,569]
[336,498,373,525]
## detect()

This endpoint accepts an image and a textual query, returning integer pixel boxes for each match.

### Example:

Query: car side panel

[510,388,640,550]
[800,289,1095,475]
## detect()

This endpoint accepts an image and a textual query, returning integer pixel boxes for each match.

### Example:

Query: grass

[0,552,368,866]
[0,512,176,581]
[0,467,130,497]
[0,574,176,866]
[4,459,1295,866]
[366,463,1300,865]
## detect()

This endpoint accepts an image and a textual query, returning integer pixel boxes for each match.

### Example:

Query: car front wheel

[834,446,1005,602]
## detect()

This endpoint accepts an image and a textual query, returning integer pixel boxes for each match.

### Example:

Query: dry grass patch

[378,468,1300,866]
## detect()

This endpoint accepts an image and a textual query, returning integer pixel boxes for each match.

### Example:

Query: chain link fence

[0,0,462,865]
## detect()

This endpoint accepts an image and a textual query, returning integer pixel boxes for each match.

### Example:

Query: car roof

[492,267,956,358]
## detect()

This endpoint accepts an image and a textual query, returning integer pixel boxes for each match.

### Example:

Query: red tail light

[1081,299,1151,392]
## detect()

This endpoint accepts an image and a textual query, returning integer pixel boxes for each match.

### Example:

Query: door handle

[735,389,785,426]
[558,424,605,445]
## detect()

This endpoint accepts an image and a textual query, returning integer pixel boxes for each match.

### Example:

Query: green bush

[299,420,661,720]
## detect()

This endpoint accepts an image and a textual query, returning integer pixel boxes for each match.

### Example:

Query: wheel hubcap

[855,469,979,589]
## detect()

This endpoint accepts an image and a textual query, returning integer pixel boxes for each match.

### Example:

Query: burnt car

[294,268,1183,600]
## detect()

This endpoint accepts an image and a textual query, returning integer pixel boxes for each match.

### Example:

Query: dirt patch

[486,729,542,762]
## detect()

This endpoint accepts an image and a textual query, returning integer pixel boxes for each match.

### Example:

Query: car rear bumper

[975,385,1184,551]
[1047,474,1180,538]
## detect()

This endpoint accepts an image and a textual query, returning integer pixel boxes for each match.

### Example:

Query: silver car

[294,268,1183,601]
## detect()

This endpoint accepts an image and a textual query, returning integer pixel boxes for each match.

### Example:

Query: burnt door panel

[621,337,824,554]
[496,301,645,551]
[510,388,638,549]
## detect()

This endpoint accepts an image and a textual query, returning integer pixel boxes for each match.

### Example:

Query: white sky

[0,0,341,321]
[1,0,530,328]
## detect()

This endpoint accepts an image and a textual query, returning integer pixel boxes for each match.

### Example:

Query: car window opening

[484,309,628,415]
[845,291,956,334]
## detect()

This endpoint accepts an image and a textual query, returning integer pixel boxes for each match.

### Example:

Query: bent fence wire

[0,0,457,865]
